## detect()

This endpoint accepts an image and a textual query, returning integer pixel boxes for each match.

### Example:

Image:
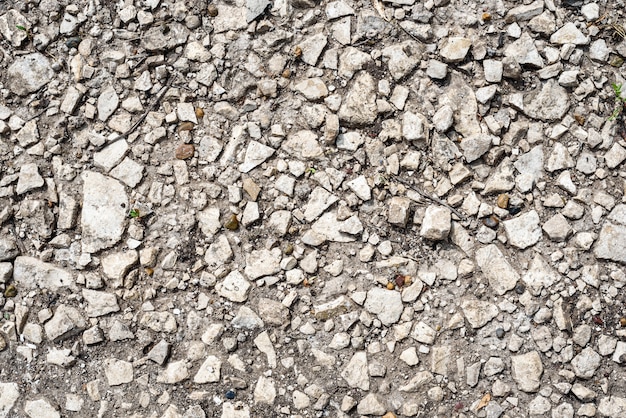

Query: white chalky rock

[0,382,19,417]
[461,299,499,328]
[104,358,134,386]
[24,399,60,418]
[13,256,73,291]
[81,171,128,253]
[502,210,542,249]
[364,287,403,325]
[475,244,520,295]
[238,140,275,173]
[595,205,626,264]
[216,271,251,302]
[511,351,543,392]
[420,205,451,241]
[16,163,44,195]
[97,85,119,122]
[341,351,369,390]
[194,356,221,383]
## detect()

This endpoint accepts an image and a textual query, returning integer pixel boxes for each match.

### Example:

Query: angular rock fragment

[104,358,134,386]
[44,305,87,342]
[13,256,73,291]
[511,351,543,392]
[502,210,541,249]
[439,37,472,62]
[338,72,377,126]
[7,53,54,96]
[194,356,221,383]
[420,205,451,240]
[364,287,403,326]
[595,205,626,263]
[550,22,589,45]
[461,299,499,328]
[0,382,19,417]
[341,351,369,390]
[238,140,275,173]
[82,289,120,317]
[475,244,520,294]
[523,80,570,121]
[216,271,251,302]
[81,172,128,253]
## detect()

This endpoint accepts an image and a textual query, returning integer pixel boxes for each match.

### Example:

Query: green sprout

[305,167,317,175]
[16,25,33,42]
[609,82,626,121]
[129,208,140,218]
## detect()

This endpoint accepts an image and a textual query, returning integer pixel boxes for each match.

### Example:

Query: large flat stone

[13,256,73,291]
[594,205,626,263]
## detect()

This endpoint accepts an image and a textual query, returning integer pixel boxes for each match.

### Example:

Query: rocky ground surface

[1,0,626,417]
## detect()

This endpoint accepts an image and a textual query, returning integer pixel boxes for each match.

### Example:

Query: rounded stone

[175,143,195,160]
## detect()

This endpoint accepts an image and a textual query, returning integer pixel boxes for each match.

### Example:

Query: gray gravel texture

[1,0,626,417]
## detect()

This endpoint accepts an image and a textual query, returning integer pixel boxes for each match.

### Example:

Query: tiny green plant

[609,82,626,121]
[129,208,140,218]
[305,167,316,175]
[16,25,33,43]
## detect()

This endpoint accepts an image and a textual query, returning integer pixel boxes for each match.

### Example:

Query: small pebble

[508,206,522,215]
[483,215,499,229]
[195,107,204,119]
[225,390,236,399]
[207,4,218,16]
[175,143,195,160]
[395,275,406,287]
[620,317,626,327]
[283,243,294,255]
[386,282,395,290]
[0,336,6,351]
[224,214,239,231]
[4,284,16,298]
[496,328,505,339]
[177,121,195,132]
[514,283,525,294]
[497,194,509,209]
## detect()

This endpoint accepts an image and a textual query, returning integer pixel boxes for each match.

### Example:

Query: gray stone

[15,163,44,195]
[571,347,601,379]
[504,32,544,68]
[420,205,451,240]
[109,157,144,188]
[505,1,543,21]
[598,397,626,418]
[246,0,269,22]
[522,255,560,295]
[388,196,411,226]
[433,105,454,132]
[439,37,472,62]
[81,172,128,253]
[13,256,73,291]
[82,289,120,317]
[461,299,499,328]
[44,304,87,342]
[97,85,119,122]
[0,10,30,47]
[0,382,19,417]
[147,339,170,365]
[60,85,85,115]
[294,78,328,101]
[204,234,233,269]
[282,130,323,160]
[382,42,422,80]
[104,358,134,386]
[238,140,275,173]
[157,361,189,384]
[550,22,589,45]
[254,376,276,405]
[341,351,369,390]
[338,72,377,126]
[304,187,339,221]
[475,244,519,295]
[346,175,371,201]
[232,306,264,329]
[24,399,60,418]
[427,59,448,79]
[338,47,373,79]
[299,33,327,66]
[356,393,386,415]
[402,112,427,141]
[483,59,503,83]
[542,214,572,242]
[216,271,251,302]
[411,321,436,345]
[511,351,543,392]
[460,134,494,163]
[7,53,54,96]
[0,238,18,262]
[604,143,626,169]
[523,80,569,121]
[546,143,575,172]
[141,22,189,50]
[16,120,39,147]
[364,287,403,326]
[94,140,129,172]
[502,210,541,249]
[139,311,177,333]
[101,251,138,284]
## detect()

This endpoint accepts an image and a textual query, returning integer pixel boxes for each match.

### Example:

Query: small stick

[94,74,177,152]
[392,175,467,220]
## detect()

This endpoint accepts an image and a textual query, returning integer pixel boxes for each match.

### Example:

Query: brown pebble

[395,275,406,287]
[386,282,395,290]
[145,267,154,276]
[207,4,218,16]
[242,178,261,201]
[225,214,239,230]
[483,215,499,229]
[4,284,17,298]
[175,143,195,160]
[293,45,302,58]
[195,107,204,119]
[620,317,626,327]
[177,121,195,132]
[497,194,509,209]
[482,12,491,21]
[284,243,294,255]
[382,413,396,418]
[282,69,291,78]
